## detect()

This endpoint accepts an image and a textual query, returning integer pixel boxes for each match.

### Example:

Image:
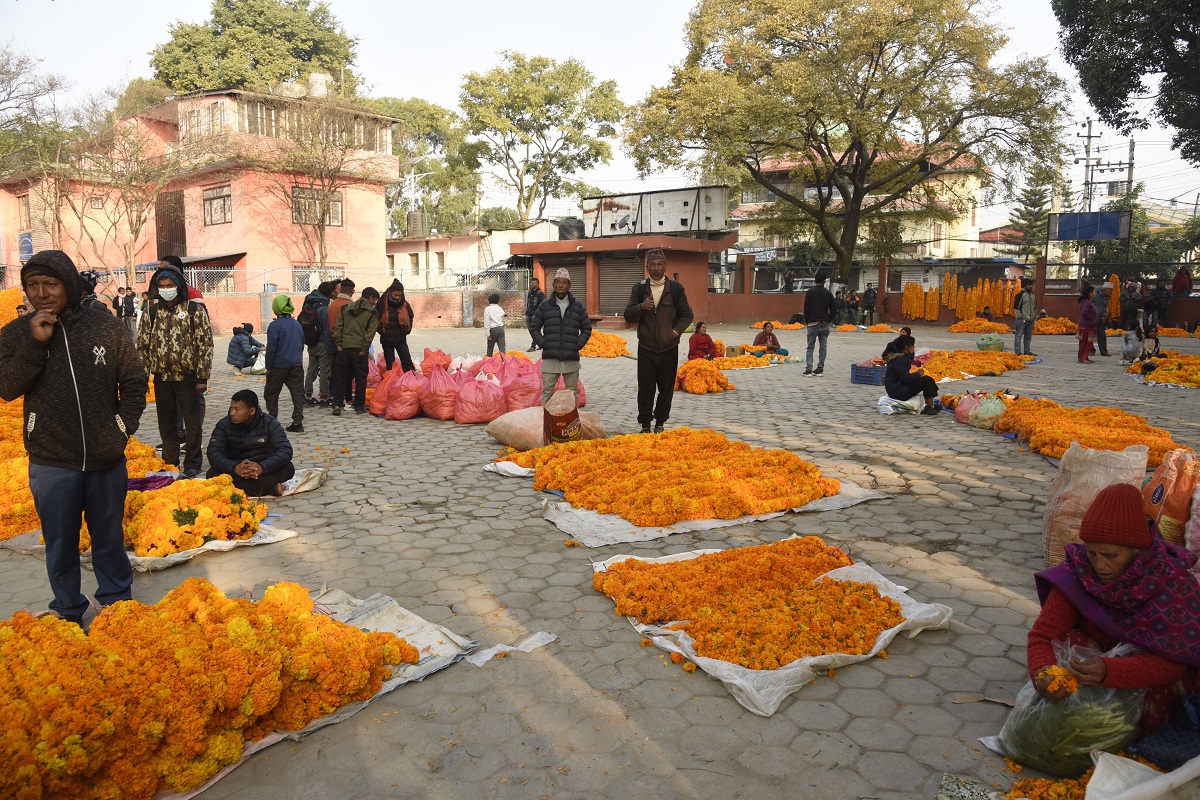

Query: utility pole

[1076,119,1101,212]
[1125,138,1135,196]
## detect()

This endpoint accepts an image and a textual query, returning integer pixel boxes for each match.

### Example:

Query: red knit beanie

[1079,484,1151,548]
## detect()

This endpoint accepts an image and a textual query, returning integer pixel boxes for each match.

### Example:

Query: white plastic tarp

[0,523,298,572]
[1083,751,1200,800]
[161,587,477,800]
[592,546,953,716]
[482,462,888,547]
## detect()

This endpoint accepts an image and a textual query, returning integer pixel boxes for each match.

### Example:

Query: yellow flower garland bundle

[1034,316,1077,334]
[0,286,23,327]
[1005,756,1159,800]
[712,353,770,369]
[593,536,902,670]
[675,359,734,394]
[994,397,1187,466]
[580,330,631,357]
[1105,328,1125,336]
[866,323,895,333]
[1106,273,1122,321]
[711,338,725,353]
[123,474,268,557]
[918,350,1034,381]
[1157,326,1190,338]
[835,324,858,332]
[948,318,1012,334]
[751,320,803,330]
[504,350,531,361]
[501,428,840,527]
[0,578,418,799]
[1127,351,1200,387]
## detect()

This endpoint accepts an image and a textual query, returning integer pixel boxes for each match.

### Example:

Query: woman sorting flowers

[206,389,296,497]
[1029,483,1200,731]
[751,321,789,355]
[883,334,940,415]
[687,321,720,360]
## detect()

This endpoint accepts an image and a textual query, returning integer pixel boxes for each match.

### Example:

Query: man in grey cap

[530,267,591,403]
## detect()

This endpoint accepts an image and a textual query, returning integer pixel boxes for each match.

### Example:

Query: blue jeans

[1014,319,1033,355]
[805,323,830,369]
[29,460,132,618]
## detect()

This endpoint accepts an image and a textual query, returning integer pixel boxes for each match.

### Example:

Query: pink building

[0,84,399,330]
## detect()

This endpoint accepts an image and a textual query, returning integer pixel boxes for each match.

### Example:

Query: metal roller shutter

[596,255,646,315]
[543,256,587,308]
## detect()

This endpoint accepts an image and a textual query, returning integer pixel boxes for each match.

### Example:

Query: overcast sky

[4,0,1198,229]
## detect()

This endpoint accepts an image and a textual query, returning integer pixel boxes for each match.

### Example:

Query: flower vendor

[687,321,720,360]
[752,322,789,356]
[226,322,264,374]
[531,267,592,405]
[1013,277,1037,357]
[1076,284,1100,365]
[1028,484,1200,731]
[883,334,941,415]
[624,248,694,433]
[206,389,296,497]
[0,250,147,627]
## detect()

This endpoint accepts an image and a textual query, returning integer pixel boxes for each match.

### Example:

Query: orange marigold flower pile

[918,350,1034,381]
[1006,756,1159,800]
[711,338,725,354]
[1034,316,1077,335]
[593,537,902,670]
[501,428,840,527]
[866,323,895,333]
[123,474,269,557]
[751,320,802,330]
[504,350,531,361]
[146,376,156,403]
[675,359,735,394]
[0,578,418,800]
[1127,351,1200,387]
[1157,326,1190,338]
[712,353,769,370]
[1105,328,1125,336]
[0,286,24,326]
[948,318,1013,334]
[580,331,631,358]
[835,324,858,332]
[1037,664,1079,693]
[994,397,1188,466]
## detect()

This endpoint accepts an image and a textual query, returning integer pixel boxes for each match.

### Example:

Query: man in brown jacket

[623,249,693,433]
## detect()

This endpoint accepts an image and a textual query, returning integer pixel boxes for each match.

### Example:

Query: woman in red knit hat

[1027,483,1200,731]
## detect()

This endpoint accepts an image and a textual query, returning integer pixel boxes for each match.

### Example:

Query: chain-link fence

[291,266,347,294]
[470,268,530,293]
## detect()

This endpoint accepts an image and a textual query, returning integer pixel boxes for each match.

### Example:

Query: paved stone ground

[1,323,1197,800]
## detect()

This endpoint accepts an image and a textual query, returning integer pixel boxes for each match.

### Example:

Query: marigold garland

[1005,755,1159,800]
[1037,665,1079,694]
[504,350,531,361]
[1106,273,1121,321]
[751,320,803,330]
[711,338,725,354]
[835,324,858,332]
[1127,351,1200,387]
[1034,316,1077,335]
[675,359,735,394]
[866,323,895,333]
[123,475,269,557]
[501,428,840,527]
[593,537,903,670]
[919,350,1034,381]
[712,354,770,370]
[0,286,23,327]
[948,319,1012,334]
[0,578,418,799]
[580,330,631,358]
[994,397,1188,466]
[1157,326,1190,338]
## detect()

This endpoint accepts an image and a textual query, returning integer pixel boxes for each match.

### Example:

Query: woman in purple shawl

[1029,483,1200,731]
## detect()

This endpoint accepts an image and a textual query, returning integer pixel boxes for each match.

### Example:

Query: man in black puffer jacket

[531,267,592,404]
[0,249,147,627]
[206,389,295,496]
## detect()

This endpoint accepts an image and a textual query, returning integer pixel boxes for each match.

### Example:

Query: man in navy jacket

[265,295,305,434]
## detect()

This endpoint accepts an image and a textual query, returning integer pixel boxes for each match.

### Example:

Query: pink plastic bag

[955,392,983,424]
[554,375,587,407]
[369,368,399,416]
[455,376,508,424]
[376,353,388,371]
[419,367,458,420]
[475,355,504,376]
[451,369,473,388]
[421,348,451,377]
[367,356,382,389]
[502,367,542,411]
[385,370,426,420]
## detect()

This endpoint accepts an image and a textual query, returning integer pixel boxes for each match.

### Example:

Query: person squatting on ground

[803,272,835,376]
[525,277,545,351]
[753,321,789,355]
[137,260,213,478]
[226,322,264,374]
[484,292,507,357]
[883,334,940,415]
[624,249,693,433]
[206,389,296,497]
[375,279,416,373]
[299,280,336,405]
[0,249,147,627]
[531,268,591,404]
[331,286,380,415]
[265,294,305,434]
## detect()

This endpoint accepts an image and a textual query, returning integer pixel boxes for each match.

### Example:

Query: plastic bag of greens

[966,396,1006,430]
[984,641,1144,777]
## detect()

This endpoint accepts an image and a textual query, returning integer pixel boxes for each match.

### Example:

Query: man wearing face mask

[137,258,213,478]
[624,248,693,433]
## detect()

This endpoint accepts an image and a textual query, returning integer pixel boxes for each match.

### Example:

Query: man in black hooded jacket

[0,250,147,626]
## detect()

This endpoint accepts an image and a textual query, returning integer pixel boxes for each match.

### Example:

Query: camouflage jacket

[137,299,214,381]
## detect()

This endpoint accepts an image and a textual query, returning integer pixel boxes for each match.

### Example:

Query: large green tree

[1053,0,1200,164]
[0,45,63,167]
[999,184,1050,262]
[626,0,1068,280]
[460,52,622,220]
[151,0,358,95]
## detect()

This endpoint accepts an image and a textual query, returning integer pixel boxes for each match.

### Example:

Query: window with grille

[436,252,445,273]
[409,254,420,276]
[17,195,30,230]
[932,222,944,249]
[291,187,343,226]
[202,185,232,225]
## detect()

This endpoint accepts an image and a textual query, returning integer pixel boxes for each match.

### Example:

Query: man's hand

[30,311,57,343]
[640,295,654,312]
[196,381,207,394]
[671,329,680,339]
[234,459,254,478]
[359,349,368,357]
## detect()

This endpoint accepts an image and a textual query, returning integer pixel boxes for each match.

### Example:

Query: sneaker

[527,345,537,352]
[354,407,367,414]
[332,406,341,416]
[803,367,813,375]
[305,396,317,406]
[1098,352,1111,357]
[653,424,665,433]
[920,405,940,415]
[640,426,652,434]
[812,367,824,376]
[286,423,305,434]
[1026,353,1038,358]
[1119,359,1131,366]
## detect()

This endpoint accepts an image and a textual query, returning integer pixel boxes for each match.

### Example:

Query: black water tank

[558,217,585,240]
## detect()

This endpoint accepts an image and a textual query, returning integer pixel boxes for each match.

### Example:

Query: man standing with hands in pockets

[624,248,693,434]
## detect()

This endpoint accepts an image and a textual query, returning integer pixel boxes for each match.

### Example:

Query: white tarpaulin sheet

[483,460,887,546]
[0,523,298,572]
[280,467,328,496]
[1083,751,1200,800]
[593,547,952,716]
[159,587,476,800]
